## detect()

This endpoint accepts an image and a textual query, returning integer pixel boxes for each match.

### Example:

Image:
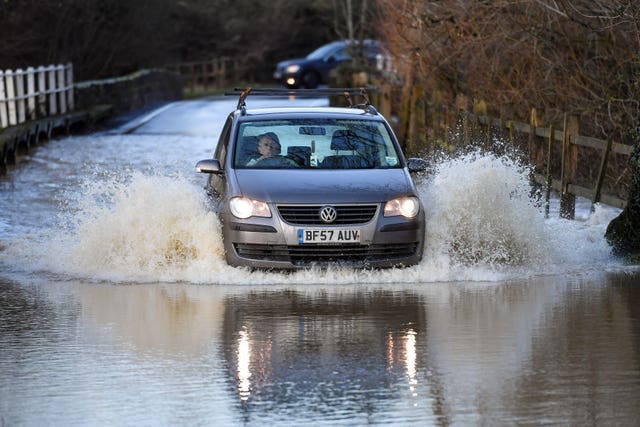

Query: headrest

[287,146,312,166]
[240,135,259,151]
[331,130,358,151]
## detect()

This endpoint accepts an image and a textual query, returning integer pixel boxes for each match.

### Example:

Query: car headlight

[384,196,420,218]
[285,64,301,74]
[229,197,271,219]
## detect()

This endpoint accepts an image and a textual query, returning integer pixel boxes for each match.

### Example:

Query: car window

[331,47,351,62]
[215,115,233,164]
[306,42,342,60]
[233,118,401,170]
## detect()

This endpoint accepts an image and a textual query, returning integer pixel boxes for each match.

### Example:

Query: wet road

[1,97,639,425]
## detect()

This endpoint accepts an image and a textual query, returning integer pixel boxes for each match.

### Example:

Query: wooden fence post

[47,65,57,115]
[560,113,579,219]
[0,70,7,128]
[456,94,469,146]
[500,104,515,142]
[528,108,538,165]
[485,115,492,147]
[57,65,67,114]
[16,69,26,123]
[592,137,613,210]
[6,70,17,125]
[545,124,554,218]
[535,114,546,167]
[507,120,516,145]
[473,99,486,143]
[66,63,74,111]
[445,105,453,149]
[461,110,470,146]
[26,67,36,119]
[37,66,47,117]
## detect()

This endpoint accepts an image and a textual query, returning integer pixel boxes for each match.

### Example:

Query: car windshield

[306,42,343,60]
[234,118,402,170]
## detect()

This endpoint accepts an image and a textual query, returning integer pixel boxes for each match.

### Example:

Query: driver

[247,132,297,167]
[257,132,281,159]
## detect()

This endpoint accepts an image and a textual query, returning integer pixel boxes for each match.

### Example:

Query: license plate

[298,229,360,244]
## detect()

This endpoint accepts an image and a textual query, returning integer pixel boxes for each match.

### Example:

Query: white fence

[0,63,74,130]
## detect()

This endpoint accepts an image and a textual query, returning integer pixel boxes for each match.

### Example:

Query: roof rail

[225,87,379,114]
[235,87,252,111]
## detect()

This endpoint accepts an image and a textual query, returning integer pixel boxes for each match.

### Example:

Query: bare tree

[377,0,640,141]
[1,0,377,82]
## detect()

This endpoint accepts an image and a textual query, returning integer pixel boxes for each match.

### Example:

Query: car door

[208,115,232,209]
[318,45,351,82]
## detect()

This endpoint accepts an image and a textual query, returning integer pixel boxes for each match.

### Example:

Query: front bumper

[221,203,425,269]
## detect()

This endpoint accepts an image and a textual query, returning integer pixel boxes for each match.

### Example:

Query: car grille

[234,242,418,265]
[277,204,378,225]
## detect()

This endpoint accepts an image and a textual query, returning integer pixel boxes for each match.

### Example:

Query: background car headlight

[384,196,420,218]
[285,64,301,74]
[229,197,271,219]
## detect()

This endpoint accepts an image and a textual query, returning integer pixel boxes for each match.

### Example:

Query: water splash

[31,172,229,282]
[415,150,622,279]
[421,152,549,266]
[1,152,624,284]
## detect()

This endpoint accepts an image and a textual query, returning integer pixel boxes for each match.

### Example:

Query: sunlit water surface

[1,98,639,425]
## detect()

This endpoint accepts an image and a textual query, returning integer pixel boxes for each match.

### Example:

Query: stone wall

[74,69,183,116]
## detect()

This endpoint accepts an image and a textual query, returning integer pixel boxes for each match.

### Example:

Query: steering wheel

[254,155,300,167]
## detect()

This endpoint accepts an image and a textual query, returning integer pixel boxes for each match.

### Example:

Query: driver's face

[258,137,280,157]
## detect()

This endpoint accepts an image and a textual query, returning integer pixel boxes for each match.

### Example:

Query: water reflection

[1,274,640,425]
[237,328,251,401]
[222,289,431,422]
[404,329,418,398]
[218,276,640,425]
[73,283,226,356]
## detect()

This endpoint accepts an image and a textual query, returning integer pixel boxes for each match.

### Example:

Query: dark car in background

[273,40,388,89]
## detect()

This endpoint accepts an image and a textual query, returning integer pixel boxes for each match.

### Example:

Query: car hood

[276,58,308,69]
[232,169,416,204]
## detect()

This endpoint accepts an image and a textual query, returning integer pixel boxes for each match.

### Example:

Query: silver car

[196,91,425,269]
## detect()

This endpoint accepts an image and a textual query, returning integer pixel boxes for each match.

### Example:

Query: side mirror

[327,55,336,64]
[407,157,427,173]
[196,159,223,174]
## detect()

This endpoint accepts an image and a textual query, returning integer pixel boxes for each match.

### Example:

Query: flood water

[1,97,639,425]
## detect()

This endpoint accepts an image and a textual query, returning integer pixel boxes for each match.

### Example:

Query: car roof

[339,39,381,46]
[236,106,384,120]
[226,88,384,120]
